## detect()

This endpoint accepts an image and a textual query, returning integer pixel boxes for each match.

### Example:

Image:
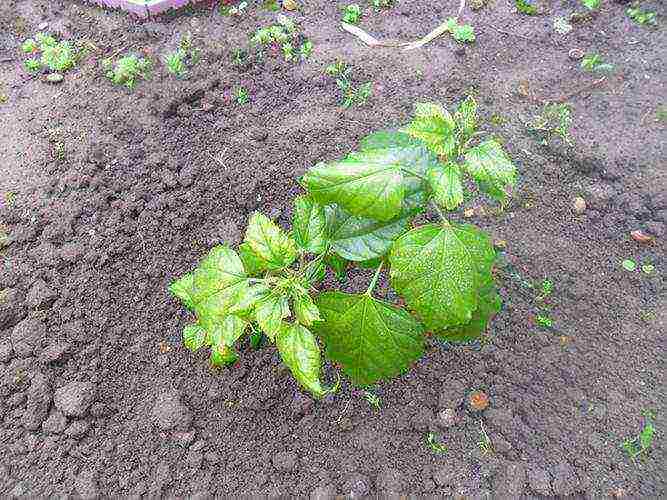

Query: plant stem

[430,201,449,222]
[365,262,384,296]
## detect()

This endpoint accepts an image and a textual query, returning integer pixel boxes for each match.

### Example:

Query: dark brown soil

[1,0,665,498]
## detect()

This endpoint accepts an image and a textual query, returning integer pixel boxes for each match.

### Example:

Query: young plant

[426,432,448,454]
[535,314,553,328]
[627,5,657,26]
[581,53,614,73]
[622,412,656,462]
[103,55,151,89]
[169,97,518,397]
[234,86,250,104]
[222,0,248,16]
[326,60,373,108]
[21,32,76,74]
[477,421,494,455]
[370,0,395,10]
[343,4,363,24]
[581,0,600,11]
[363,391,381,410]
[164,33,201,78]
[299,40,313,59]
[527,103,573,146]
[250,15,312,65]
[515,0,537,15]
[444,18,476,43]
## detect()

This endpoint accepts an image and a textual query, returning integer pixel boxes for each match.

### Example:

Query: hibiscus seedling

[170,97,518,398]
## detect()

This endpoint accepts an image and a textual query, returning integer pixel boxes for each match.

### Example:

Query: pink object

[84,0,208,17]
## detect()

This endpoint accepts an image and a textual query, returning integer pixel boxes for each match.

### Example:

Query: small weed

[581,53,614,73]
[0,228,9,249]
[527,103,573,146]
[656,106,667,123]
[262,0,280,11]
[232,48,248,66]
[103,55,151,89]
[4,192,16,206]
[251,15,312,64]
[299,40,313,59]
[426,432,448,454]
[343,4,363,24]
[54,142,66,161]
[581,0,600,11]
[222,1,248,16]
[370,0,396,10]
[489,113,506,126]
[363,391,381,410]
[21,32,76,75]
[535,314,553,328]
[165,50,187,78]
[621,259,637,272]
[444,18,476,43]
[515,0,537,15]
[326,60,373,108]
[234,86,250,105]
[537,278,554,300]
[627,4,657,26]
[623,411,656,462]
[477,421,494,455]
[0,93,7,105]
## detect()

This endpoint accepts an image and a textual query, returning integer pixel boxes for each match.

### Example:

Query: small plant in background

[535,314,553,328]
[627,4,657,26]
[103,55,151,89]
[165,51,187,78]
[444,18,476,43]
[221,0,248,16]
[426,432,448,454]
[527,103,573,146]
[234,86,250,104]
[581,0,600,11]
[363,390,382,410]
[581,53,614,73]
[621,259,637,272]
[656,106,667,123]
[623,411,656,462]
[342,4,363,24]
[21,32,76,75]
[515,0,537,15]
[477,421,494,455]
[325,60,373,108]
[164,33,201,78]
[370,0,395,10]
[536,278,554,301]
[251,15,313,63]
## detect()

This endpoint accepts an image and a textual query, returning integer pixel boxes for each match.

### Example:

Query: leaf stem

[430,201,449,222]
[365,262,384,296]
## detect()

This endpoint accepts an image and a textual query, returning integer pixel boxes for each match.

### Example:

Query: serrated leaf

[293,292,321,326]
[277,323,327,397]
[400,102,458,159]
[427,163,464,211]
[183,324,207,352]
[292,195,327,254]
[302,144,437,222]
[239,242,267,276]
[452,24,475,43]
[464,139,517,203]
[325,253,348,279]
[325,205,411,262]
[389,223,496,330]
[454,96,477,140]
[436,286,501,342]
[359,130,424,151]
[244,212,298,270]
[314,292,425,386]
[255,293,290,340]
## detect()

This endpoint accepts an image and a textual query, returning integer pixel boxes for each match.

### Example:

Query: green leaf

[244,212,298,270]
[463,139,517,202]
[400,102,458,158]
[454,96,478,140]
[325,205,411,262]
[356,257,383,269]
[238,242,267,276]
[210,345,239,367]
[293,292,321,326]
[621,259,636,272]
[436,286,501,342]
[302,144,437,222]
[292,195,328,254]
[205,314,248,348]
[314,292,425,386]
[255,293,290,340]
[582,0,600,10]
[325,253,348,279]
[183,324,207,352]
[427,163,464,211]
[389,223,496,330]
[359,130,424,151]
[277,323,327,397]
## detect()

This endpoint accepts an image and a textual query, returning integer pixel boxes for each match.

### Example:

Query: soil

[1,0,665,498]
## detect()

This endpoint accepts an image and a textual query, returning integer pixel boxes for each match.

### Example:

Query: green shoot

[370,0,395,10]
[222,1,248,16]
[250,16,312,65]
[477,421,494,455]
[621,259,637,272]
[627,5,657,26]
[24,59,42,74]
[535,314,553,328]
[581,0,600,10]
[515,0,537,15]
[527,103,573,146]
[623,413,656,462]
[234,86,250,105]
[103,55,151,89]
[656,106,667,123]
[426,432,448,454]
[581,53,614,73]
[363,391,381,410]
[444,18,476,43]
[21,32,76,74]
[21,38,38,53]
[165,50,187,78]
[326,60,373,108]
[299,40,313,59]
[536,278,554,301]
[343,4,363,24]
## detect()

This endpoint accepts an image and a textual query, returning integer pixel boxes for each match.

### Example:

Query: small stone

[436,408,458,429]
[573,196,587,214]
[568,48,584,60]
[64,420,90,438]
[342,473,371,498]
[338,416,355,432]
[43,73,64,84]
[40,342,71,363]
[551,462,579,496]
[527,465,552,496]
[272,451,297,472]
[54,381,96,417]
[432,459,470,488]
[151,390,192,431]
[42,410,68,433]
[11,318,46,357]
[310,484,336,500]
[494,462,526,498]
[177,103,192,117]
[22,372,52,430]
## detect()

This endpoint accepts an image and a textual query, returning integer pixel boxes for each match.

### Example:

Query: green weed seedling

[536,278,554,301]
[627,4,657,26]
[527,103,573,146]
[103,54,151,89]
[478,421,494,455]
[623,411,656,462]
[426,432,448,454]
[222,1,248,16]
[21,32,76,75]
[581,53,614,73]
[363,390,381,410]
[621,259,637,272]
[165,33,201,78]
[582,0,600,11]
[656,106,667,123]
[343,4,363,24]
[234,86,249,105]
[444,18,476,44]
[515,0,537,15]
[325,60,373,108]
[535,314,553,328]
[169,97,517,397]
[251,15,313,63]
[371,0,395,10]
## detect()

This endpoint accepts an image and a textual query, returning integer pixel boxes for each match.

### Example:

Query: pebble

[11,318,46,358]
[40,342,71,364]
[42,410,68,434]
[573,196,587,214]
[21,372,52,430]
[272,451,298,472]
[568,48,584,60]
[54,381,96,417]
[151,390,192,431]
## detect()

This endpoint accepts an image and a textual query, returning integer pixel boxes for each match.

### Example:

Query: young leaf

[454,96,478,140]
[292,195,328,254]
[400,102,458,158]
[205,314,248,348]
[244,212,298,270]
[314,292,425,386]
[210,344,239,367]
[301,144,437,222]
[293,292,322,326]
[276,323,327,397]
[427,163,464,211]
[389,223,496,330]
[325,205,412,262]
[359,130,423,151]
[451,24,476,43]
[436,285,501,342]
[238,242,267,276]
[255,293,290,340]
[463,139,517,202]
[183,324,207,352]
[325,253,349,279]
